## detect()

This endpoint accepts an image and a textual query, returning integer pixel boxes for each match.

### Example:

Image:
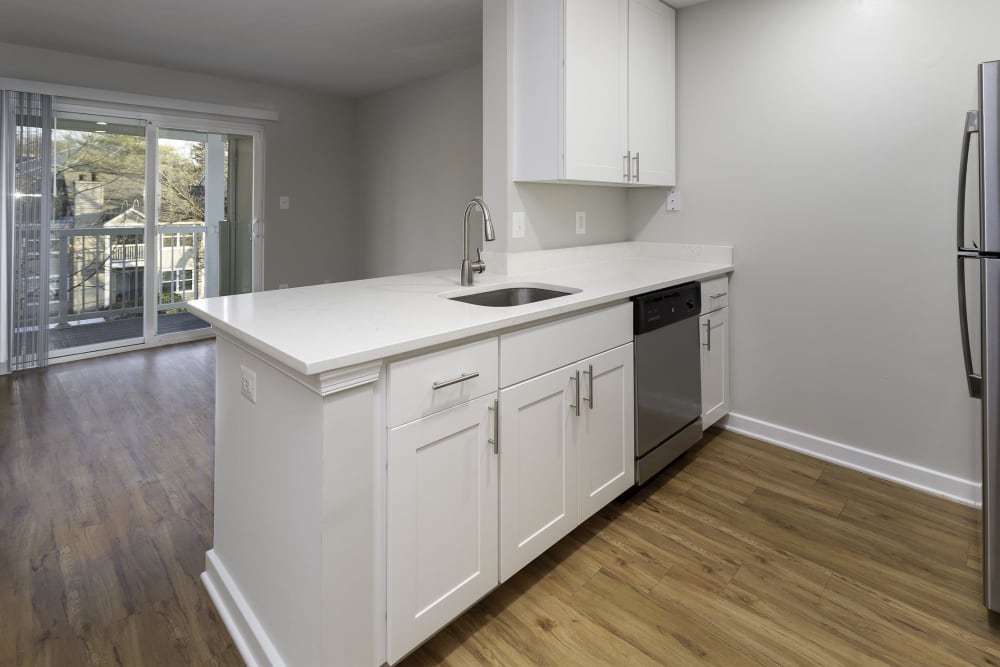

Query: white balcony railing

[49,225,206,328]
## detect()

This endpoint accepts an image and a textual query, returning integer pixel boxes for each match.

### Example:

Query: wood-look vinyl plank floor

[2,340,999,666]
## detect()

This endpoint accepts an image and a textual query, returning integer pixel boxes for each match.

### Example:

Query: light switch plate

[279,196,290,210]
[512,211,526,239]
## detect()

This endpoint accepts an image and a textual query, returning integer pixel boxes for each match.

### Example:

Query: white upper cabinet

[563,0,629,182]
[627,0,676,186]
[513,0,676,186]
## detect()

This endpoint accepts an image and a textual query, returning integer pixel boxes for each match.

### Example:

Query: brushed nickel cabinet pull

[432,371,479,390]
[570,370,581,417]
[488,399,499,454]
[583,364,594,409]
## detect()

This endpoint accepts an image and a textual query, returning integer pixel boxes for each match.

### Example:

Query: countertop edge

[187,263,733,377]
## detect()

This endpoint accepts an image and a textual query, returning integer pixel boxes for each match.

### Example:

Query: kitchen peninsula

[187,241,733,667]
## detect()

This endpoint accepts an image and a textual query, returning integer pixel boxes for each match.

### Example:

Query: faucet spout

[461,197,495,286]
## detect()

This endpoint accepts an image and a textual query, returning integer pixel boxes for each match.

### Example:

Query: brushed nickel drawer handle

[432,371,479,390]
[710,292,726,299]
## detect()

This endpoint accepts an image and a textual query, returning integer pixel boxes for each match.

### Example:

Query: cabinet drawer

[700,275,729,314]
[388,338,499,427]
[500,302,632,387]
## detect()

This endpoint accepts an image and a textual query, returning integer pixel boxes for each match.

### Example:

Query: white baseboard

[202,549,287,667]
[721,413,981,508]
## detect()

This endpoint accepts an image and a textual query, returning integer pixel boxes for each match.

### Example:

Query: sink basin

[448,285,579,307]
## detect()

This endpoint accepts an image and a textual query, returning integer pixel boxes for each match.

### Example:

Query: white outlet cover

[279,196,290,210]
[512,211,526,239]
[575,211,586,234]
[666,190,682,211]
[240,364,257,404]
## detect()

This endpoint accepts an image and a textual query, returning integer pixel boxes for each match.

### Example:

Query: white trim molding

[722,413,982,508]
[318,362,382,396]
[0,76,279,121]
[202,550,287,667]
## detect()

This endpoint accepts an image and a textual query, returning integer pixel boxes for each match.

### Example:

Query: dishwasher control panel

[632,282,701,335]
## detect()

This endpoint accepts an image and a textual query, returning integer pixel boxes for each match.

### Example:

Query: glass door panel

[223,134,255,297]
[49,114,147,357]
[155,129,254,336]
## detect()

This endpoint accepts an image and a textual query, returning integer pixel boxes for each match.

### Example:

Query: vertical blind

[2,91,53,371]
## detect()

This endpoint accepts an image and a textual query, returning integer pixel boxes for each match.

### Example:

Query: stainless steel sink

[448,285,579,307]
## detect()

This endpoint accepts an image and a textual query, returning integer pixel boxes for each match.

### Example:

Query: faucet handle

[472,248,486,274]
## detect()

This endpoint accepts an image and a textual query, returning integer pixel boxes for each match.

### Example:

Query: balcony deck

[49,311,209,353]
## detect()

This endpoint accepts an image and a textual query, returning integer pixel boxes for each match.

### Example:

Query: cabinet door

[564,0,629,183]
[387,393,498,663]
[700,308,730,429]
[627,0,675,185]
[577,344,635,522]
[499,365,578,581]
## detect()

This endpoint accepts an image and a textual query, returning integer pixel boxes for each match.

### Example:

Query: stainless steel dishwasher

[632,282,703,485]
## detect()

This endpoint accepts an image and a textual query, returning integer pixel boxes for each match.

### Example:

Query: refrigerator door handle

[958,254,983,398]
[959,110,981,252]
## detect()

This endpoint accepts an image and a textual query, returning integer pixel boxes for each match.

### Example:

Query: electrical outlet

[512,211,526,239]
[240,365,257,404]
[279,196,290,210]
[279,283,289,289]
[666,190,682,211]
[575,211,586,234]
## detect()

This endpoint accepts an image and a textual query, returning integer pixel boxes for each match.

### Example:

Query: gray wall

[628,0,1000,485]
[0,40,361,290]
[356,65,483,278]
[509,183,627,252]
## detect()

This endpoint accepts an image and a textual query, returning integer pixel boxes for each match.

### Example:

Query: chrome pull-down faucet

[461,197,496,286]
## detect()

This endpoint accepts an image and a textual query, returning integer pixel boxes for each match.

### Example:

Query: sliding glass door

[154,128,257,336]
[3,95,263,367]
[49,113,148,356]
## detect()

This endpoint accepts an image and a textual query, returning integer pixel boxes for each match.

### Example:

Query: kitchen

[1,0,998,665]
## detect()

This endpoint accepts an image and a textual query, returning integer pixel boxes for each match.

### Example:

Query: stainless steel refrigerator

[958,59,1000,613]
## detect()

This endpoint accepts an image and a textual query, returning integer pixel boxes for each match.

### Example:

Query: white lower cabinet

[387,304,637,661]
[699,306,730,429]
[498,364,578,582]
[386,393,499,664]
[499,343,635,582]
[577,344,635,522]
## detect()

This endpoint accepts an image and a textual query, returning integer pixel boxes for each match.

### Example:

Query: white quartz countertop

[187,242,733,376]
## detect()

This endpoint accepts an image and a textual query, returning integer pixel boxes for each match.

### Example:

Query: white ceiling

[0,0,711,97]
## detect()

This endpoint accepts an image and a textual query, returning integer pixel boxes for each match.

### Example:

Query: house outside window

[162,269,194,292]
[162,233,194,248]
